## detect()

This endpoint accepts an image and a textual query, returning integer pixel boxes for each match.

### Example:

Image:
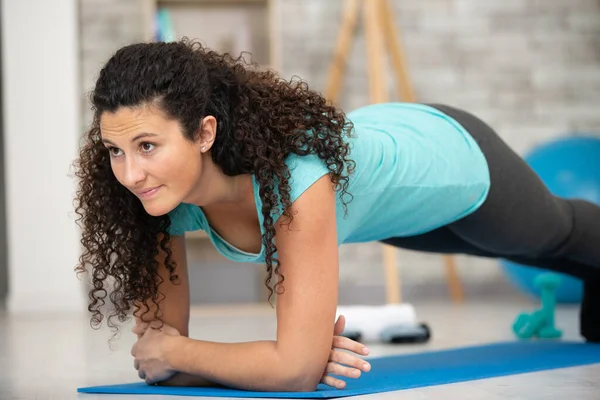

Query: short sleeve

[286,152,331,203]
[255,152,331,225]
[167,203,203,236]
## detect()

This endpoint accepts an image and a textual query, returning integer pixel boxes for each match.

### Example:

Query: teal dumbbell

[513,273,563,340]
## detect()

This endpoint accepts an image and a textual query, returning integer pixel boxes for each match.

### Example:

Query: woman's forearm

[157,371,220,388]
[165,337,319,392]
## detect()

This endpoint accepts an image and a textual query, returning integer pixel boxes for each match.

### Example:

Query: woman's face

[100,105,210,217]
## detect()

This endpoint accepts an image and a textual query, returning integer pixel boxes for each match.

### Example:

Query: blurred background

[1,0,599,314]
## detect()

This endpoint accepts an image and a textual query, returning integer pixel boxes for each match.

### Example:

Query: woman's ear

[197,116,217,152]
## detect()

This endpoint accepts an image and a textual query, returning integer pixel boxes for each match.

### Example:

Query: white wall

[2,0,86,312]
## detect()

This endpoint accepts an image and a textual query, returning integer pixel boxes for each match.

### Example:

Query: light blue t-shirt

[168,103,491,263]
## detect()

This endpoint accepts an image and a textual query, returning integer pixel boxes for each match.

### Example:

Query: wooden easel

[325,0,464,304]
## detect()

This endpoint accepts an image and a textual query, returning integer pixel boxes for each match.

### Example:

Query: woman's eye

[141,142,155,153]
[107,147,122,157]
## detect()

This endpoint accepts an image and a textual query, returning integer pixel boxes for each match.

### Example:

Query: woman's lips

[136,185,162,199]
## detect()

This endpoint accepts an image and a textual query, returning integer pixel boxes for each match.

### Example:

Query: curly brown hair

[73,38,355,335]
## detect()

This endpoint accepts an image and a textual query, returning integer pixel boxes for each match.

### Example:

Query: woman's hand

[131,315,371,389]
[321,315,371,389]
[131,322,181,385]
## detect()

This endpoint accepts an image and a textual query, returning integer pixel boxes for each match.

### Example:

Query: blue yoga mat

[78,341,600,398]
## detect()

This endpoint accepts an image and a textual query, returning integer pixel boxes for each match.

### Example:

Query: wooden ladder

[325,0,464,304]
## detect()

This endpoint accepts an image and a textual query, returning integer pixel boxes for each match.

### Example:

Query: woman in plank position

[74,39,600,391]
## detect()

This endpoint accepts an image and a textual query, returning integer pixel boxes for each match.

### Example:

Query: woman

[74,39,599,392]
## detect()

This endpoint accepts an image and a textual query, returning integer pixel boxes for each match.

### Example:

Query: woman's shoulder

[284,152,332,201]
[250,152,333,223]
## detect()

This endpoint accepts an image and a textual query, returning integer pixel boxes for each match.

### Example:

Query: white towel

[336,303,418,342]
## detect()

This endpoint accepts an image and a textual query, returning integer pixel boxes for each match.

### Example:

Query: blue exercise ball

[500,135,600,304]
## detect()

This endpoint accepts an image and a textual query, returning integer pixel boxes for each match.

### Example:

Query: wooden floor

[0,297,598,399]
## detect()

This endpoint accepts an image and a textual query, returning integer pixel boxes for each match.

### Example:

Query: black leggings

[381,104,600,282]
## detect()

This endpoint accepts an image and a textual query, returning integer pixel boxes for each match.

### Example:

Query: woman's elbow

[278,373,320,392]
[278,360,326,392]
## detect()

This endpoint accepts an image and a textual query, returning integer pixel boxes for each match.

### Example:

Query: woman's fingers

[329,348,371,372]
[319,360,364,389]
[333,315,346,336]
[132,322,147,338]
[332,335,370,356]
[324,315,371,390]
[326,360,362,378]
[132,319,164,338]
[320,373,347,389]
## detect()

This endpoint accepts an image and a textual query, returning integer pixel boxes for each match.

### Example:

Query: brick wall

[276,0,600,295]
[79,0,150,128]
